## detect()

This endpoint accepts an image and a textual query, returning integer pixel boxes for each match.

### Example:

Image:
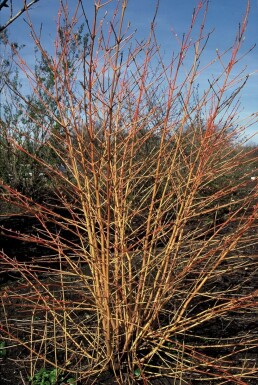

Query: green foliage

[29,368,76,385]
[133,367,141,378]
[0,341,7,358]
[0,24,89,200]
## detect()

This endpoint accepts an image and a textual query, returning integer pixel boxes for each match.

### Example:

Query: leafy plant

[29,368,76,385]
[0,341,7,358]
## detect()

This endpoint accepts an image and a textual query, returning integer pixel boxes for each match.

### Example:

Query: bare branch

[0,0,39,32]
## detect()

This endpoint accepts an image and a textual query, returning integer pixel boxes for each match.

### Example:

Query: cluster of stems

[0,1,257,384]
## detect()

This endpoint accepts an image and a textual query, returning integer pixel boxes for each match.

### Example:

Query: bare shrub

[0,1,257,384]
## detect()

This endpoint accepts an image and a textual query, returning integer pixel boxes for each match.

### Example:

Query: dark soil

[0,214,257,385]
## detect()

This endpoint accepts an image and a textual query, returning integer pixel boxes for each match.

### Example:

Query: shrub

[0,1,257,384]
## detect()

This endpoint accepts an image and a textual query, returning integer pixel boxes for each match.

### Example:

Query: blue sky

[1,0,257,143]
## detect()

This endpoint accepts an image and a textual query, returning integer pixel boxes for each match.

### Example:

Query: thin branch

[0,0,39,32]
